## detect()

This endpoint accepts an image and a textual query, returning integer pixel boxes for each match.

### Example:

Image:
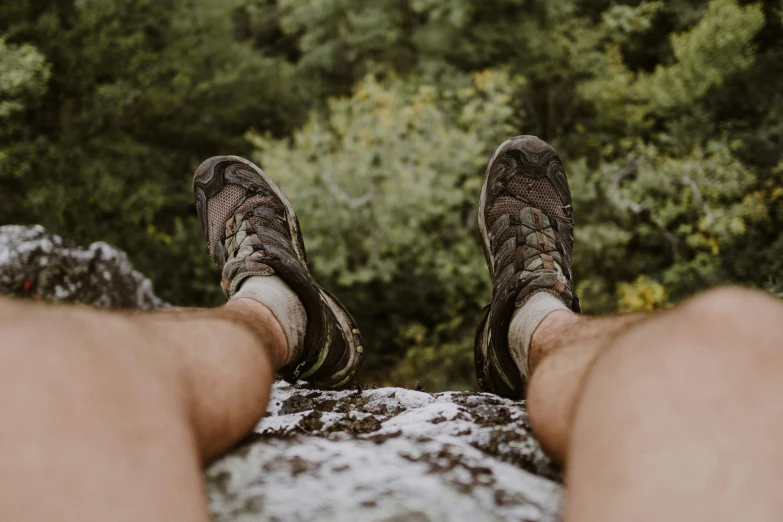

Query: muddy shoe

[193,156,364,388]
[474,136,581,398]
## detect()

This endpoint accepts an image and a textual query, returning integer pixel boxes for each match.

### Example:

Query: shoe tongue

[236,193,283,215]
[520,214,567,279]
[211,190,289,262]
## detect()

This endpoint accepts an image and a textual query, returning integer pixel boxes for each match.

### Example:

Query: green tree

[2,0,782,390]
[250,0,783,386]
[0,0,303,304]
[250,70,522,387]
[568,0,781,311]
[0,38,50,131]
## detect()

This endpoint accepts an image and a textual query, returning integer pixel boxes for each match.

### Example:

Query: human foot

[193,156,364,388]
[474,136,580,398]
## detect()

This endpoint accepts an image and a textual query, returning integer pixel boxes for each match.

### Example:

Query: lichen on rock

[206,382,563,522]
[0,225,166,309]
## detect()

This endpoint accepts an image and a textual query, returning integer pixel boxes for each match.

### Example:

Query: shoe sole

[476,138,522,393]
[478,136,531,278]
[313,288,365,387]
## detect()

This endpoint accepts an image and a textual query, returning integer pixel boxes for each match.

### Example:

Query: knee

[599,287,783,394]
[0,297,32,326]
[680,286,777,320]
[670,287,783,349]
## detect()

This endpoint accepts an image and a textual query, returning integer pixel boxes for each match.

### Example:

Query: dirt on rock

[207,382,563,522]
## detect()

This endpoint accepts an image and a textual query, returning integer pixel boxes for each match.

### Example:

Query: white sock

[232,275,306,365]
[507,292,568,378]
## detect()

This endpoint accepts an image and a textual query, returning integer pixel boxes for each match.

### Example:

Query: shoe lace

[222,186,290,255]
[493,181,570,279]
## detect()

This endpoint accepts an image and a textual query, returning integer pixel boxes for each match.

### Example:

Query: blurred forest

[2,0,782,390]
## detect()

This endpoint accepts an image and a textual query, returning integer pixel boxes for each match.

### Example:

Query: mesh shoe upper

[475,136,581,398]
[193,156,363,388]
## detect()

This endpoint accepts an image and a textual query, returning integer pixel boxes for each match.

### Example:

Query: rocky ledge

[207,382,562,521]
[0,225,563,521]
[0,225,166,309]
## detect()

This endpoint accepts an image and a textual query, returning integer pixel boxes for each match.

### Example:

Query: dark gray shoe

[193,156,364,388]
[474,136,581,398]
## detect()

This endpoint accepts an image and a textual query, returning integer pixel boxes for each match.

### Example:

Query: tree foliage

[2,0,782,389]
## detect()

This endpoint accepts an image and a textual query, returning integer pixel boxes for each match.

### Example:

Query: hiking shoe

[474,136,581,398]
[193,156,364,388]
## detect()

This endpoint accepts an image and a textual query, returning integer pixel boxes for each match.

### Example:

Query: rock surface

[0,225,166,309]
[206,382,563,522]
[0,225,563,520]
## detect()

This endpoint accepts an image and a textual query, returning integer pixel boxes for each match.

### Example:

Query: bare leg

[526,309,647,459]
[0,297,286,522]
[525,287,783,521]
